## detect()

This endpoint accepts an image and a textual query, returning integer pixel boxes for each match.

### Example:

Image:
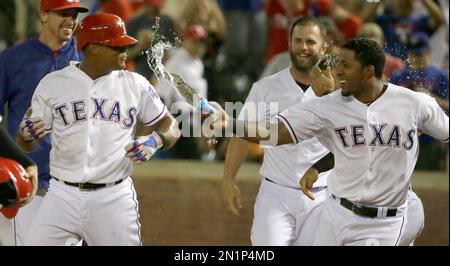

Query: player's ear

[84,44,98,55]
[40,11,48,24]
[363,65,375,79]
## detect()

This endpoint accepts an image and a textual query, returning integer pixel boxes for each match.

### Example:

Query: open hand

[300,167,319,200]
[222,180,243,215]
[311,65,335,96]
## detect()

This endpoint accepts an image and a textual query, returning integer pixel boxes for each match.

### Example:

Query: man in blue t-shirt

[0,0,88,245]
[390,31,449,170]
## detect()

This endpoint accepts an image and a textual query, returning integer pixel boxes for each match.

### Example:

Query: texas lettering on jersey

[54,97,138,128]
[334,124,416,150]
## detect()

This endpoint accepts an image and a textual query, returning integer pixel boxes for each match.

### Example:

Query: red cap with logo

[40,0,89,13]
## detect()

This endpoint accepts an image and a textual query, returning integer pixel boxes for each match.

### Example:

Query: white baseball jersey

[238,68,329,188]
[278,83,449,207]
[31,64,166,183]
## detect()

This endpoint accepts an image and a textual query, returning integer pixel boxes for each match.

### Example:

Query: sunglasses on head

[97,44,128,53]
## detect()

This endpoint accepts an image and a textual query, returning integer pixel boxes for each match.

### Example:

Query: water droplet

[207,138,218,146]
[145,17,179,84]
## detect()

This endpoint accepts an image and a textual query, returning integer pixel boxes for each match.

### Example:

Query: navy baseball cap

[407,32,430,54]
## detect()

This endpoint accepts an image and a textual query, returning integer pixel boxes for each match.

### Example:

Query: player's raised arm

[208,102,294,146]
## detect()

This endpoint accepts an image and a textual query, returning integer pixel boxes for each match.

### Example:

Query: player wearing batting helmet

[17,13,180,245]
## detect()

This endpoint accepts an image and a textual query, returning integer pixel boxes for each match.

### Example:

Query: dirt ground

[0,160,446,246]
[414,189,448,245]
[133,160,449,246]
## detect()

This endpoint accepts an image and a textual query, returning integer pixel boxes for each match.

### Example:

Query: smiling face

[41,8,80,43]
[289,23,327,72]
[99,44,129,71]
[335,48,365,97]
[336,39,385,97]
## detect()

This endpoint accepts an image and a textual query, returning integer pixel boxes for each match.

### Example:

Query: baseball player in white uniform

[210,38,449,245]
[16,13,181,245]
[222,17,334,246]
[298,44,426,246]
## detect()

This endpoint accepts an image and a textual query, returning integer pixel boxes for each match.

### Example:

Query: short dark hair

[289,16,327,42]
[342,38,385,79]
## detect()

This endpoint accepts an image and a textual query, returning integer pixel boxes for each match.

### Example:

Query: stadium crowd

[1,0,448,170]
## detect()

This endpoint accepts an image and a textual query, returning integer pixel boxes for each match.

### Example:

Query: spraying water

[145,17,178,83]
[145,18,218,145]
[146,41,175,82]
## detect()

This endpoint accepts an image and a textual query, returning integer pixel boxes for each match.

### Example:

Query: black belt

[52,176,124,191]
[332,194,397,218]
[264,177,326,192]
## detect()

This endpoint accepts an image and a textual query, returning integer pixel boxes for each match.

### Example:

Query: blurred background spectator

[362,0,444,60]
[0,0,16,50]
[0,0,41,51]
[389,31,449,171]
[168,0,227,40]
[97,0,133,23]
[127,0,179,81]
[1,0,448,169]
[429,0,448,70]
[166,0,228,103]
[217,0,268,100]
[157,25,209,110]
[155,25,212,160]
[312,0,363,41]
[390,32,448,113]
[265,0,310,63]
[356,22,405,80]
